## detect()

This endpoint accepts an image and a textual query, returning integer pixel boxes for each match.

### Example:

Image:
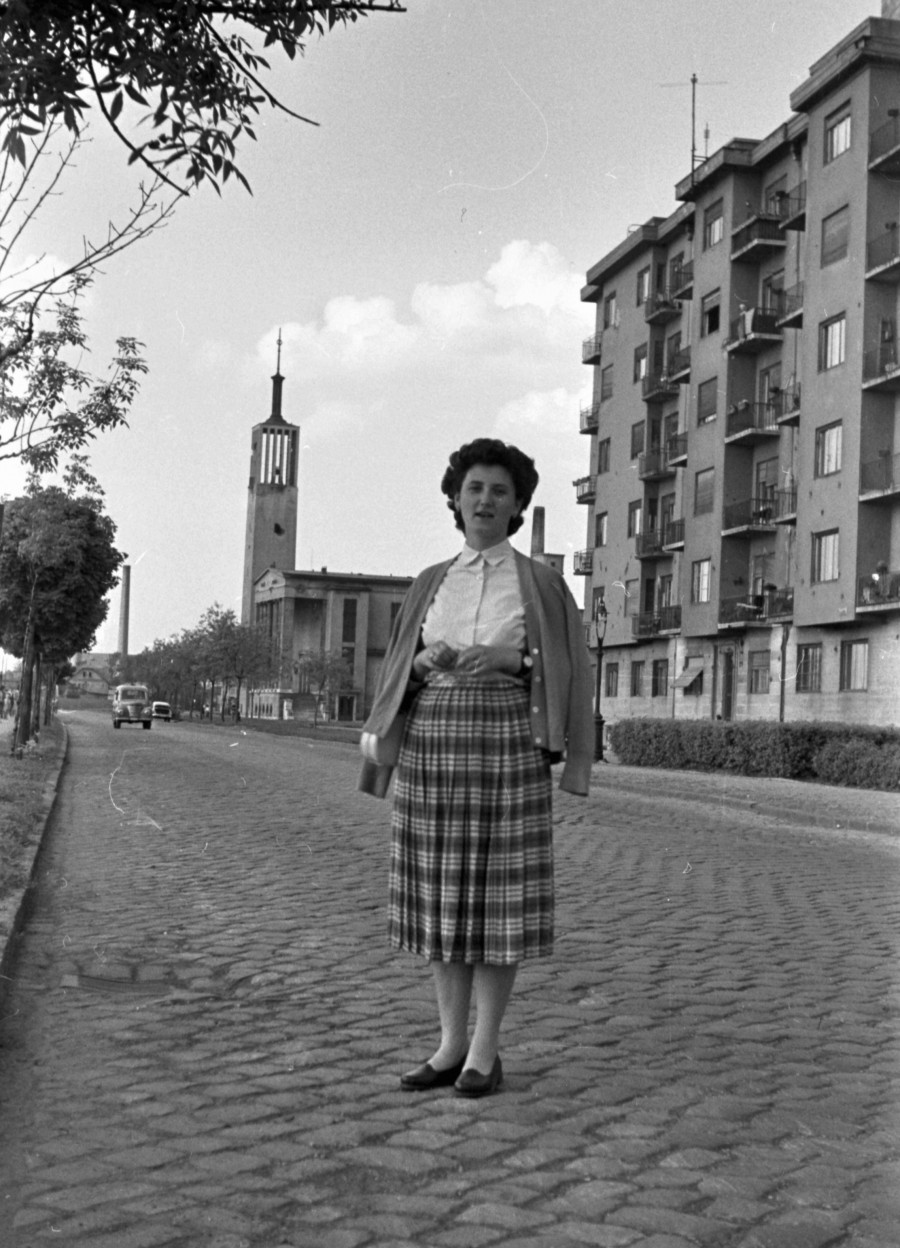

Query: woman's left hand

[454,644,521,677]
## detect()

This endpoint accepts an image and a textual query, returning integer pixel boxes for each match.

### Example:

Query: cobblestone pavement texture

[0,710,898,1248]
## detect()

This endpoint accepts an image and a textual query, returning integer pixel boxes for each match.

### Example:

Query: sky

[0,0,879,656]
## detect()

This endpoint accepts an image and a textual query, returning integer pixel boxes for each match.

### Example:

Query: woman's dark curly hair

[440,438,539,535]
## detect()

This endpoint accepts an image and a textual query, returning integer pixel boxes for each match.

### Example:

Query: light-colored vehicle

[112,684,152,730]
[151,701,172,721]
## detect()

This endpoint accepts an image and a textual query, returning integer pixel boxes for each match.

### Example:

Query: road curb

[0,718,69,1014]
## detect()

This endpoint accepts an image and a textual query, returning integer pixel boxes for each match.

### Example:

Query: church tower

[241,334,299,623]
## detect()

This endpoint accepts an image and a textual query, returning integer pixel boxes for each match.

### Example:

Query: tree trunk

[14,619,36,751]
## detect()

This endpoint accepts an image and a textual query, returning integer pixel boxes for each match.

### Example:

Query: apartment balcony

[774,386,802,427]
[857,567,900,611]
[666,432,688,466]
[865,227,900,282]
[774,282,803,329]
[721,495,779,535]
[776,181,806,231]
[574,475,597,504]
[632,605,682,638]
[724,400,780,444]
[772,487,798,525]
[730,212,787,263]
[638,448,677,481]
[869,113,900,175]
[718,587,793,629]
[661,517,685,550]
[579,402,600,434]
[668,346,691,383]
[644,290,682,325]
[670,260,693,299]
[641,370,680,403]
[859,451,900,501]
[573,549,594,575]
[725,308,782,354]
[862,342,900,392]
[582,332,603,364]
[635,529,667,559]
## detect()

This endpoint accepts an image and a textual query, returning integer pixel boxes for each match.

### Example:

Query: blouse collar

[459,538,514,567]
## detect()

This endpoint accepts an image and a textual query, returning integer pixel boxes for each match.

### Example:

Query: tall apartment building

[577,11,900,736]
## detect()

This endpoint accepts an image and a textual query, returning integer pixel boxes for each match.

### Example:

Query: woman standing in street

[360,438,593,1097]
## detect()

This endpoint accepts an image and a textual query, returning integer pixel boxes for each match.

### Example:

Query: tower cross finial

[276,327,283,376]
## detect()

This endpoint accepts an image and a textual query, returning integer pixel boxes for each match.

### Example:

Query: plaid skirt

[388,673,554,965]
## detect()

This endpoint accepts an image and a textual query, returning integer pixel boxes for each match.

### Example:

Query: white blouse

[421,539,526,651]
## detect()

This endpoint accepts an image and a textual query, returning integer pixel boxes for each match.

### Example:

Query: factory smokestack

[118,564,131,659]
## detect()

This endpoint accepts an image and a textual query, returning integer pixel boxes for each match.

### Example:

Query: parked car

[151,701,172,721]
[112,684,152,730]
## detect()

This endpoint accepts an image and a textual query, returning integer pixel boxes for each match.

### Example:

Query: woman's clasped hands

[413,641,521,680]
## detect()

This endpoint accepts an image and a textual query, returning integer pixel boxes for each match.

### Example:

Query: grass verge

[0,719,65,911]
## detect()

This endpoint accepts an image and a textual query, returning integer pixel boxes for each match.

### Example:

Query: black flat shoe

[399,1056,466,1091]
[454,1055,503,1098]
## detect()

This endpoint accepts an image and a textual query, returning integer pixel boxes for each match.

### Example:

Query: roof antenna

[659,74,728,187]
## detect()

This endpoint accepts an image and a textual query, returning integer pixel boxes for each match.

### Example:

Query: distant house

[66,653,116,699]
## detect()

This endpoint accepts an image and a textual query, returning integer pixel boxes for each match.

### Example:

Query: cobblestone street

[0,710,898,1248]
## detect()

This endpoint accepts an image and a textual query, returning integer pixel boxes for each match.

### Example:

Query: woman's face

[455,463,521,550]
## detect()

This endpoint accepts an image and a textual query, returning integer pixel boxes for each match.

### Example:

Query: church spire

[271,328,284,420]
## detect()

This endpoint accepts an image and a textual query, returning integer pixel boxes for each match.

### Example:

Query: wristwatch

[518,653,534,677]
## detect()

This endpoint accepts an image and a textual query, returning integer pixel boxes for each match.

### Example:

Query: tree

[1,1,404,195]
[0,275,147,468]
[294,648,352,727]
[0,465,123,748]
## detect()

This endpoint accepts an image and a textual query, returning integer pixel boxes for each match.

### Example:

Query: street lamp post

[593,597,608,762]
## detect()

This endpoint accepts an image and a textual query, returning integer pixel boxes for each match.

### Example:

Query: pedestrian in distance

[360,438,593,1097]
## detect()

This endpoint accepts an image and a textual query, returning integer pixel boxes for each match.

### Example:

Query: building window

[595,512,608,546]
[669,251,684,286]
[625,578,639,616]
[691,558,711,603]
[703,199,724,249]
[630,421,645,459]
[762,269,785,314]
[657,572,673,608]
[697,376,717,424]
[821,205,850,266]
[603,291,618,328]
[824,102,851,164]
[796,643,822,693]
[683,663,704,696]
[814,422,843,477]
[341,598,358,645]
[636,266,650,305]
[600,364,614,400]
[633,343,648,382]
[701,289,721,336]
[651,659,669,697]
[748,650,771,694]
[597,437,611,474]
[630,660,645,697]
[840,640,868,691]
[605,663,619,698]
[627,499,643,537]
[764,174,787,214]
[812,529,840,583]
[818,314,846,371]
[694,467,715,516]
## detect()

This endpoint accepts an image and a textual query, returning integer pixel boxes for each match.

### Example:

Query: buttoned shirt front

[421,539,526,652]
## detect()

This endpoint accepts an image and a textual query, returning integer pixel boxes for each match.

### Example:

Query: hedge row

[607,718,900,791]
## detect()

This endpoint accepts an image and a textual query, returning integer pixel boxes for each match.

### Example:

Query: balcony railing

[638,448,676,481]
[725,308,783,354]
[865,227,900,280]
[772,487,798,523]
[662,517,685,548]
[641,370,680,403]
[722,495,778,533]
[776,181,806,231]
[860,451,900,498]
[668,345,691,381]
[870,113,900,173]
[574,475,597,504]
[632,605,682,638]
[579,402,600,434]
[670,260,693,299]
[718,588,794,627]
[862,343,900,391]
[774,281,804,327]
[730,212,786,262]
[582,332,603,364]
[574,549,594,575]
[858,568,900,609]
[666,432,688,465]
[774,387,801,426]
[635,529,665,559]
[645,290,682,324]
[724,400,780,443]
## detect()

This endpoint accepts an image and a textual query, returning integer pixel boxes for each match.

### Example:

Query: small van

[152,701,172,721]
[112,684,152,730]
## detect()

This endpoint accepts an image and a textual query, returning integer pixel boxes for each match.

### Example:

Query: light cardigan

[358,548,594,799]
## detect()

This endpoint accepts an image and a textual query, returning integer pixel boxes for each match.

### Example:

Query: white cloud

[485,240,583,314]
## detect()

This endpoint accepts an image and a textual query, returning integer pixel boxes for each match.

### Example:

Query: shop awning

[672,669,704,689]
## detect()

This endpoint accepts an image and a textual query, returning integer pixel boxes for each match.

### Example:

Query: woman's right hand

[412,640,458,679]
